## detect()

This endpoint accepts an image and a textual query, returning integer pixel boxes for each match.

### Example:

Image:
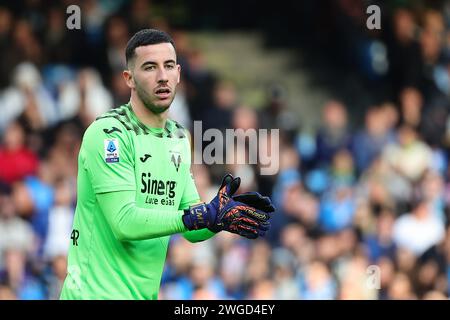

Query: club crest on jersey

[170,151,181,172]
[104,138,119,163]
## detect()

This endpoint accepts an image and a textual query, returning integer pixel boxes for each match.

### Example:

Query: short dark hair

[125,29,176,66]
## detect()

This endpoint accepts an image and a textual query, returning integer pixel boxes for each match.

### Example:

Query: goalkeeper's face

[126,43,180,114]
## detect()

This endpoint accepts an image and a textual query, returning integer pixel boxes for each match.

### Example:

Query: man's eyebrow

[140,60,176,67]
[141,61,157,68]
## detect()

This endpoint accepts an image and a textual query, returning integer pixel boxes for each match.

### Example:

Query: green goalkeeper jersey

[60,102,202,300]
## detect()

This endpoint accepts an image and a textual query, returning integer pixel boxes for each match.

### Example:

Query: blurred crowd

[1,0,450,300]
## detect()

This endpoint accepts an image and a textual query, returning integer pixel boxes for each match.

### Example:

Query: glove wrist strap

[182,202,209,230]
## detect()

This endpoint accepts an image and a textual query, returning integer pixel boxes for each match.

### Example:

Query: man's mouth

[155,87,171,99]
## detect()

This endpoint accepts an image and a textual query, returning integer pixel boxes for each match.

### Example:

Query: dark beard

[144,101,170,114]
[136,84,171,114]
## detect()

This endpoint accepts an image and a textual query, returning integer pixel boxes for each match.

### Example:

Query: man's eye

[166,64,175,69]
[145,66,156,70]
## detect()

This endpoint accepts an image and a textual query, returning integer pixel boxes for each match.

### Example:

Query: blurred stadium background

[0,0,450,300]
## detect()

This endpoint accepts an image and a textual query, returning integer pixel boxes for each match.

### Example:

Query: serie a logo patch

[104,138,120,163]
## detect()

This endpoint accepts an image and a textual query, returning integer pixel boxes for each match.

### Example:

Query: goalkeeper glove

[182,174,275,239]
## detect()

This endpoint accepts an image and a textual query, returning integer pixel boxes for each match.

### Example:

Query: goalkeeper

[60,29,274,300]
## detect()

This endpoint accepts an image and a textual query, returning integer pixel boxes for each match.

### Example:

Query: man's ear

[177,64,181,84]
[123,69,135,89]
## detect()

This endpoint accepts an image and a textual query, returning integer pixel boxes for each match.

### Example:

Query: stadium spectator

[0,121,39,185]
[352,106,395,174]
[314,100,352,168]
[392,198,445,257]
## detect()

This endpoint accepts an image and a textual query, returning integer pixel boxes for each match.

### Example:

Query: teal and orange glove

[182,174,274,239]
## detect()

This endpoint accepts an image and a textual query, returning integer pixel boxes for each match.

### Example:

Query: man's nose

[157,68,169,83]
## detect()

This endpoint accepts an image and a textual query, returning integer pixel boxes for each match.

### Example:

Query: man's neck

[130,94,168,128]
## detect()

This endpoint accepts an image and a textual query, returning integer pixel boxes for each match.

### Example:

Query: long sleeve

[97,190,188,241]
[182,228,216,243]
